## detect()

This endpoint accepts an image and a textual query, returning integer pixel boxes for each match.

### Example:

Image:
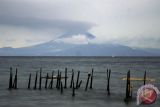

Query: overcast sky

[0,0,160,48]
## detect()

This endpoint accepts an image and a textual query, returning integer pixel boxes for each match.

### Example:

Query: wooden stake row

[8,67,148,103]
[25,68,85,97]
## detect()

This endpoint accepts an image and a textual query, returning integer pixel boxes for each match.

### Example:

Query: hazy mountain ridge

[0,40,159,56]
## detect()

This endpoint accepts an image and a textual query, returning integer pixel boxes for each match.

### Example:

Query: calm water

[0,57,159,107]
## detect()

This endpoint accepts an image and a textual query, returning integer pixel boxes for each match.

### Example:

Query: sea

[0,56,159,107]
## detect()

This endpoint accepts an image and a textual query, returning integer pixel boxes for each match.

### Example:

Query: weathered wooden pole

[49,71,54,89]
[70,69,74,88]
[39,68,42,90]
[72,81,75,97]
[9,67,13,89]
[64,68,67,89]
[60,81,63,94]
[130,85,132,98]
[78,80,82,88]
[28,73,31,89]
[107,69,111,95]
[58,72,61,90]
[144,70,146,85]
[56,70,59,89]
[45,73,48,89]
[76,71,80,89]
[12,68,18,89]
[85,73,91,91]
[124,70,131,103]
[34,71,38,89]
[90,69,94,89]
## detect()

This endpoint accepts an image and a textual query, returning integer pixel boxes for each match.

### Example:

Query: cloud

[0,15,95,47]
[56,34,89,44]
[0,0,160,48]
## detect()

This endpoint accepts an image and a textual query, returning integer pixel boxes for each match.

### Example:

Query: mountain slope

[0,40,156,56]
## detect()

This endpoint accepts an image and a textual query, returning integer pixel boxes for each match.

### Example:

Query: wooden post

[28,73,31,89]
[78,80,82,88]
[72,81,75,97]
[39,68,42,90]
[90,69,94,89]
[58,72,61,90]
[107,69,111,95]
[56,70,59,89]
[144,70,146,85]
[34,71,38,89]
[60,81,63,94]
[70,69,74,88]
[45,73,48,89]
[9,67,13,89]
[85,73,91,91]
[13,68,18,89]
[15,68,18,89]
[130,85,132,98]
[64,68,67,89]
[124,70,131,103]
[51,71,54,89]
[76,71,80,89]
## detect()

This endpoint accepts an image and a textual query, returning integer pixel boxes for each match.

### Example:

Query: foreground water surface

[0,56,159,107]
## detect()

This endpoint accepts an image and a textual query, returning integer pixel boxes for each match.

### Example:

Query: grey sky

[0,0,160,48]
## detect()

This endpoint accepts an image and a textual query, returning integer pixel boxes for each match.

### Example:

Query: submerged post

[70,69,74,88]
[90,69,94,89]
[64,68,67,89]
[58,72,61,89]
[85,73,91,91]
[9,67,13,89]
[28,73,31,89]
[34,71,38,89]
[78,80,82,88]
[49,71,54,89]
[124,70,131,103]
[12,68,18,89]
[39,68,42,90]
[60,81,63,94]
[144,70,146,85]
[107,69,111,95]
[76,71,80,89]
[45,73,48,89]
[56,70,59,89]
[72,81,75,97]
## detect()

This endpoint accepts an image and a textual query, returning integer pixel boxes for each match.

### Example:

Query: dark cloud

[60,32,95,39]
[0,17,95,38]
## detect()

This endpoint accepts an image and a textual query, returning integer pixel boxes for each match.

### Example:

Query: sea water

[0,56,159,107]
